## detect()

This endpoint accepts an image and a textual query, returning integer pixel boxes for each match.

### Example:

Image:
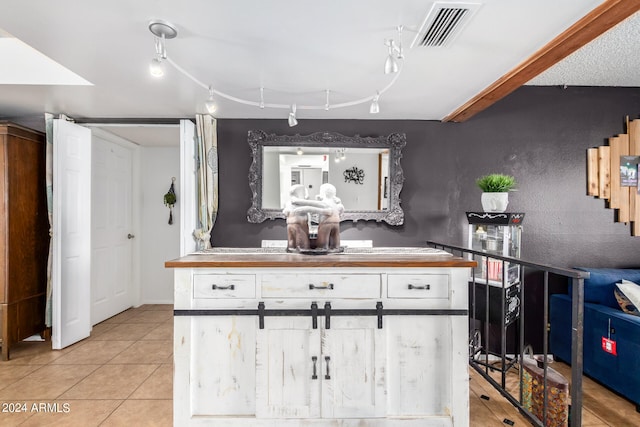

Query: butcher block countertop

[165,247,477,269]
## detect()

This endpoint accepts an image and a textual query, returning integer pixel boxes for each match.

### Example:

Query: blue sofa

[549,268,640,411]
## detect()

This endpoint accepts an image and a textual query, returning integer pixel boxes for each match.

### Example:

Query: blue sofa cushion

[571,268,640,309]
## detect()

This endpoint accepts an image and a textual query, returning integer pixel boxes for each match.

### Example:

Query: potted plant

[476,173,516,212]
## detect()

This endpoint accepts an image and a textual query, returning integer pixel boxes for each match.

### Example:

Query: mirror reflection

[262,147,390,211]
[247,131,406,225]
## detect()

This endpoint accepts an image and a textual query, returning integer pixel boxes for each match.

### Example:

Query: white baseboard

[139,299,174,305]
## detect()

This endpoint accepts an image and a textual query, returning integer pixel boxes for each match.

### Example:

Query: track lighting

[147,20,405,122]
[149,36,167,77]
[148,20,177,78]
[296,147,303,155]
[384,42,398,75]
[288,104,298,127]
[205,85,217,114]
[370,92,380,114]
[384,26,404,75]
[149,56,165,77]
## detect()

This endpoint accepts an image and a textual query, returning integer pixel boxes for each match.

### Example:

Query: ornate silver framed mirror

[247,130,406,225]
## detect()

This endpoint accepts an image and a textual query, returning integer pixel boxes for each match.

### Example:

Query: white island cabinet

[167,252,475,427]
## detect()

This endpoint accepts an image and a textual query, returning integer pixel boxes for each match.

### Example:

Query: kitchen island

[166,249,476,426]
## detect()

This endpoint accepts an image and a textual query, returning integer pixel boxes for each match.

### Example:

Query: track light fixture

[149,56,165,77]
[288,104,298,127]
[384,42,398,74]
[148,20,177,78]
[384,26,404,75]
[370,91,380,114]
[205,85,217,114]
[147,20,404,122]
[296,147,304,155]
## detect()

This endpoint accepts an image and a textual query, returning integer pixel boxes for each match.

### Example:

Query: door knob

[127,233,135,239]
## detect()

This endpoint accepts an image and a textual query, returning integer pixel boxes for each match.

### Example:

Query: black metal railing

[427,241,589,427]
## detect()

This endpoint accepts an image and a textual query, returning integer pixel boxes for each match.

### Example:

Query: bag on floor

[520,345,569,427]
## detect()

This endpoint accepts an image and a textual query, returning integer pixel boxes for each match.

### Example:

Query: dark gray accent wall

[214,86,640,269]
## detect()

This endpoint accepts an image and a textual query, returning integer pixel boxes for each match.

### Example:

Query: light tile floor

[0,305,173,426]
[3,304,634,426]
[3,304,523,426]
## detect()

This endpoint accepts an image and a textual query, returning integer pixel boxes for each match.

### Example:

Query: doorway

[89,124,181,307]
[90,130,136,325]
[52,121,181,349]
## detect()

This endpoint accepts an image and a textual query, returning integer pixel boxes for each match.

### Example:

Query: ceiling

[0,1,639,146]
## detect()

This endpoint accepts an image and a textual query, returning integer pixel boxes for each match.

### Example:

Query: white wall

[330,152,378,210]
[141,146,181,303]
[263,150,280,208]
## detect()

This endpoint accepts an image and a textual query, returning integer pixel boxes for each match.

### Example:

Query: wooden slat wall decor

[630,120,640,235]
[598,146,610,200]
[609,136,621,210]
[590,118,640,236]
[619,134,630,223]
[587,148,599,196]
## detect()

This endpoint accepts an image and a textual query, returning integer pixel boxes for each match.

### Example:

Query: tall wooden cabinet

[0,122,49,361]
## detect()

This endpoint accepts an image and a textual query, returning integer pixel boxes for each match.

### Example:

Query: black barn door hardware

[174,303,468,330]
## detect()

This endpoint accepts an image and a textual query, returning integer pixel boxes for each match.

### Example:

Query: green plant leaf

[476,174,517,192]
[164,192,177,206]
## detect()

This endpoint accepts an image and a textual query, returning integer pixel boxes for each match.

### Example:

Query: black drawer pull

[309,283,334,290]
[324,356,331,380]
[212,284,235,290]
[408,284,430,290]
[312,356,318,380]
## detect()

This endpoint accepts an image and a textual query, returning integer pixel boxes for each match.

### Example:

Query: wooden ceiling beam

[443,0,640,123]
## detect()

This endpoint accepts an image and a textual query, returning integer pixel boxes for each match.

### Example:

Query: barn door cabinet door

[256,316,385,419]
[386,316,454,416]
[186,316,257,417]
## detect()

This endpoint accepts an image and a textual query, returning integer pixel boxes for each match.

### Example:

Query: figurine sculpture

[283,184,312,250]
[312,183,344,250]
[284,183,344,252]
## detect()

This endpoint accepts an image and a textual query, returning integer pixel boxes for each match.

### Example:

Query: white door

[256,317,321,418]
[51,120,92,350]
[301,167,322,200]
[91,135,133,325]
[188,316,256,416]
[386,316,453,416]
[321,317,386,418]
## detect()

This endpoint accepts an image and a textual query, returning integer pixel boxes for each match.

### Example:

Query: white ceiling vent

[411,2,482,48]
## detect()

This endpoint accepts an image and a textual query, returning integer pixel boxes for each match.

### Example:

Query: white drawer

[261,274,381,298]
[387,274,449,299]
[193,274,256,299]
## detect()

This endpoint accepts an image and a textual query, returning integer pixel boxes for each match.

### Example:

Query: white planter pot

[481,192,509,213]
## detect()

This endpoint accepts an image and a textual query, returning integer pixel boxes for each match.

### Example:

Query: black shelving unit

[466,212,524,381]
